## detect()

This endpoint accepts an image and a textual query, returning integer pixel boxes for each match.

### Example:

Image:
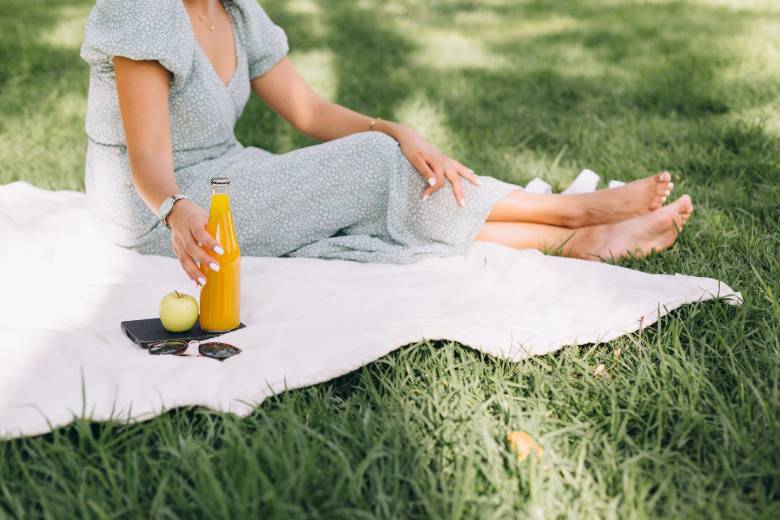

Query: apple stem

[175,290,180,298]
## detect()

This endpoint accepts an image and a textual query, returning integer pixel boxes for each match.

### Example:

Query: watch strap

[159,194,191,229]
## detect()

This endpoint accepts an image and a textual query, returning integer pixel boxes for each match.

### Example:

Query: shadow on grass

[0,0,89,104]
[400,0,780,218]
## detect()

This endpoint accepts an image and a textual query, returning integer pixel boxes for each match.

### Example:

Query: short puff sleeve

[231,0,289,79]
[80,0,194,83]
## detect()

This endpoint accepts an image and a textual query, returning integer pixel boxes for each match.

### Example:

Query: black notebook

[121,318,246,349]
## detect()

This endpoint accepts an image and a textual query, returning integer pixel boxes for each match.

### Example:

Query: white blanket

[0,181,741,439]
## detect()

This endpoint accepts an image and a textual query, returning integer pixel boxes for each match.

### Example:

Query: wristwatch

[158,194,191,229]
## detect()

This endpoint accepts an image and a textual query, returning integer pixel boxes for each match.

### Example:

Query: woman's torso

[80,0,289,246]
[82,0,254,171]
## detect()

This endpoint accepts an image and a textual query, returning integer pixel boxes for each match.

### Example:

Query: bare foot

[577,195,693,261]
[567,172,674,226]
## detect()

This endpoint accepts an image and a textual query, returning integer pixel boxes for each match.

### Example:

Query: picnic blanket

[0,179,741,439]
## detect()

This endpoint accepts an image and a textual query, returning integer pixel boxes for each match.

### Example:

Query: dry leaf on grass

[593,363,608,378]
[507,431,543,461]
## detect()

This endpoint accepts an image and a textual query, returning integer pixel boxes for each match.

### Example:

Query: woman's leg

[486,172,674,228]
[476,195,693,261]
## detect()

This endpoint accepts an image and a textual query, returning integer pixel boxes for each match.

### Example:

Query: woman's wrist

[374,118,414,142]
[166,198,195,229]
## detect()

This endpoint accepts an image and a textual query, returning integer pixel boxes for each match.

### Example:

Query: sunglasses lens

[148,340,189,356]
[198,342,241,361]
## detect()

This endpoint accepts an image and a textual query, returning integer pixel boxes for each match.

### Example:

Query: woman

[81,0,692,287]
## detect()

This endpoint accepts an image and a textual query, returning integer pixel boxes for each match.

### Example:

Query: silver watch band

[159,194,191,229]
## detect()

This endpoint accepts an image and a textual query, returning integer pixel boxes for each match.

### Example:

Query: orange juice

[199,177,241,332]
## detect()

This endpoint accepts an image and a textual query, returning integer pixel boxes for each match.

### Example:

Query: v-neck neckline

[182,0,240,90]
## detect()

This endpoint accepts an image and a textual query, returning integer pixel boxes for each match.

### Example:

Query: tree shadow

[0,0,90,104]
[0,0,93,189]
[393,0,780,217]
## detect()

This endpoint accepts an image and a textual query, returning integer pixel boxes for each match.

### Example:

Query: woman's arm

[251,58,481,206]
[113,57,221,285]
[113,58,177,213]
[250,58,392,142]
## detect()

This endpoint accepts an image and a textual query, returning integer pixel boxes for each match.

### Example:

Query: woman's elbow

[289,96,327,136]
[127,149,172,177]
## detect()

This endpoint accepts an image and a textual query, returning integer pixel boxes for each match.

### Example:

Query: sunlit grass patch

[395,93,456,152]
[285,0,322,16]
[289,48,338,101]
[0,89,87,190]
[409,27,510,71]
[39,4,92,50]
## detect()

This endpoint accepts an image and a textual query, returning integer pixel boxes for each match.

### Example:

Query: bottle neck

[211,184,229,196]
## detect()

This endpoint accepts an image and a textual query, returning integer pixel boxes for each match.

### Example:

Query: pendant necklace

[194,11,215,31]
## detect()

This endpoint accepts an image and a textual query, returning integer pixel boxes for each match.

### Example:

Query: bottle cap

[210,177,231,185]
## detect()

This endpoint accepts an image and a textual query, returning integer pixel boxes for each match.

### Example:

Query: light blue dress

[80,0,518,263]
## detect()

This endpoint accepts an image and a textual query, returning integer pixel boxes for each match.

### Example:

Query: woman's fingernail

[459,199,466,208]
[668,182,674,189]
[422,193,430,202]
[427,177,436,187]
[665,190,671,196]
[209,262,220,272]
[198,276,207,286]
[475,177,482,186]
[214,245,225,255]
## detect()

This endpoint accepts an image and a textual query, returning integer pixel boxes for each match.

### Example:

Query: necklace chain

[185,1,216,31]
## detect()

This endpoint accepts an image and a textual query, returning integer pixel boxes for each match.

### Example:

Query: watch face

[159,197,174,218]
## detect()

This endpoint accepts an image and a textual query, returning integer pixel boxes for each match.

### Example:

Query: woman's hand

[166,199,223,287]
[394,126,482,207]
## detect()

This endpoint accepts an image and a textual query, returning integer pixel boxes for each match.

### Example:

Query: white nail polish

[427,177,436,187]
[198,276,207,286]
[214,245,225,255]
[422,194,430,202]
[665,190,671,196]
[668,182,674,189]
[209,262,220,272]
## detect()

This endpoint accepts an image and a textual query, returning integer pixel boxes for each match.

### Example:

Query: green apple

[159,291,199,333]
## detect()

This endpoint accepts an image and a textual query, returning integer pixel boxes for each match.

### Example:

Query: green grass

[1,0,779,517]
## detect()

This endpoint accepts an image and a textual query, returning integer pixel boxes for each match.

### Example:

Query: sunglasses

[148,339,241,361]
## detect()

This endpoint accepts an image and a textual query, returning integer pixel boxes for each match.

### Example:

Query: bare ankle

[564,225,603,260]
[558,195,588,228]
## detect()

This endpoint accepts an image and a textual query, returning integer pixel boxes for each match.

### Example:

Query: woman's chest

[167,1,252,144]
[184,0,238,88]
[168,53,251,146]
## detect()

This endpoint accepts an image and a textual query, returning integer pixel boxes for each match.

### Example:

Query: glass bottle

[199,177,241,332]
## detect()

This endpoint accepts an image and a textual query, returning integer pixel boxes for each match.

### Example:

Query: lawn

[1,0,779,517]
